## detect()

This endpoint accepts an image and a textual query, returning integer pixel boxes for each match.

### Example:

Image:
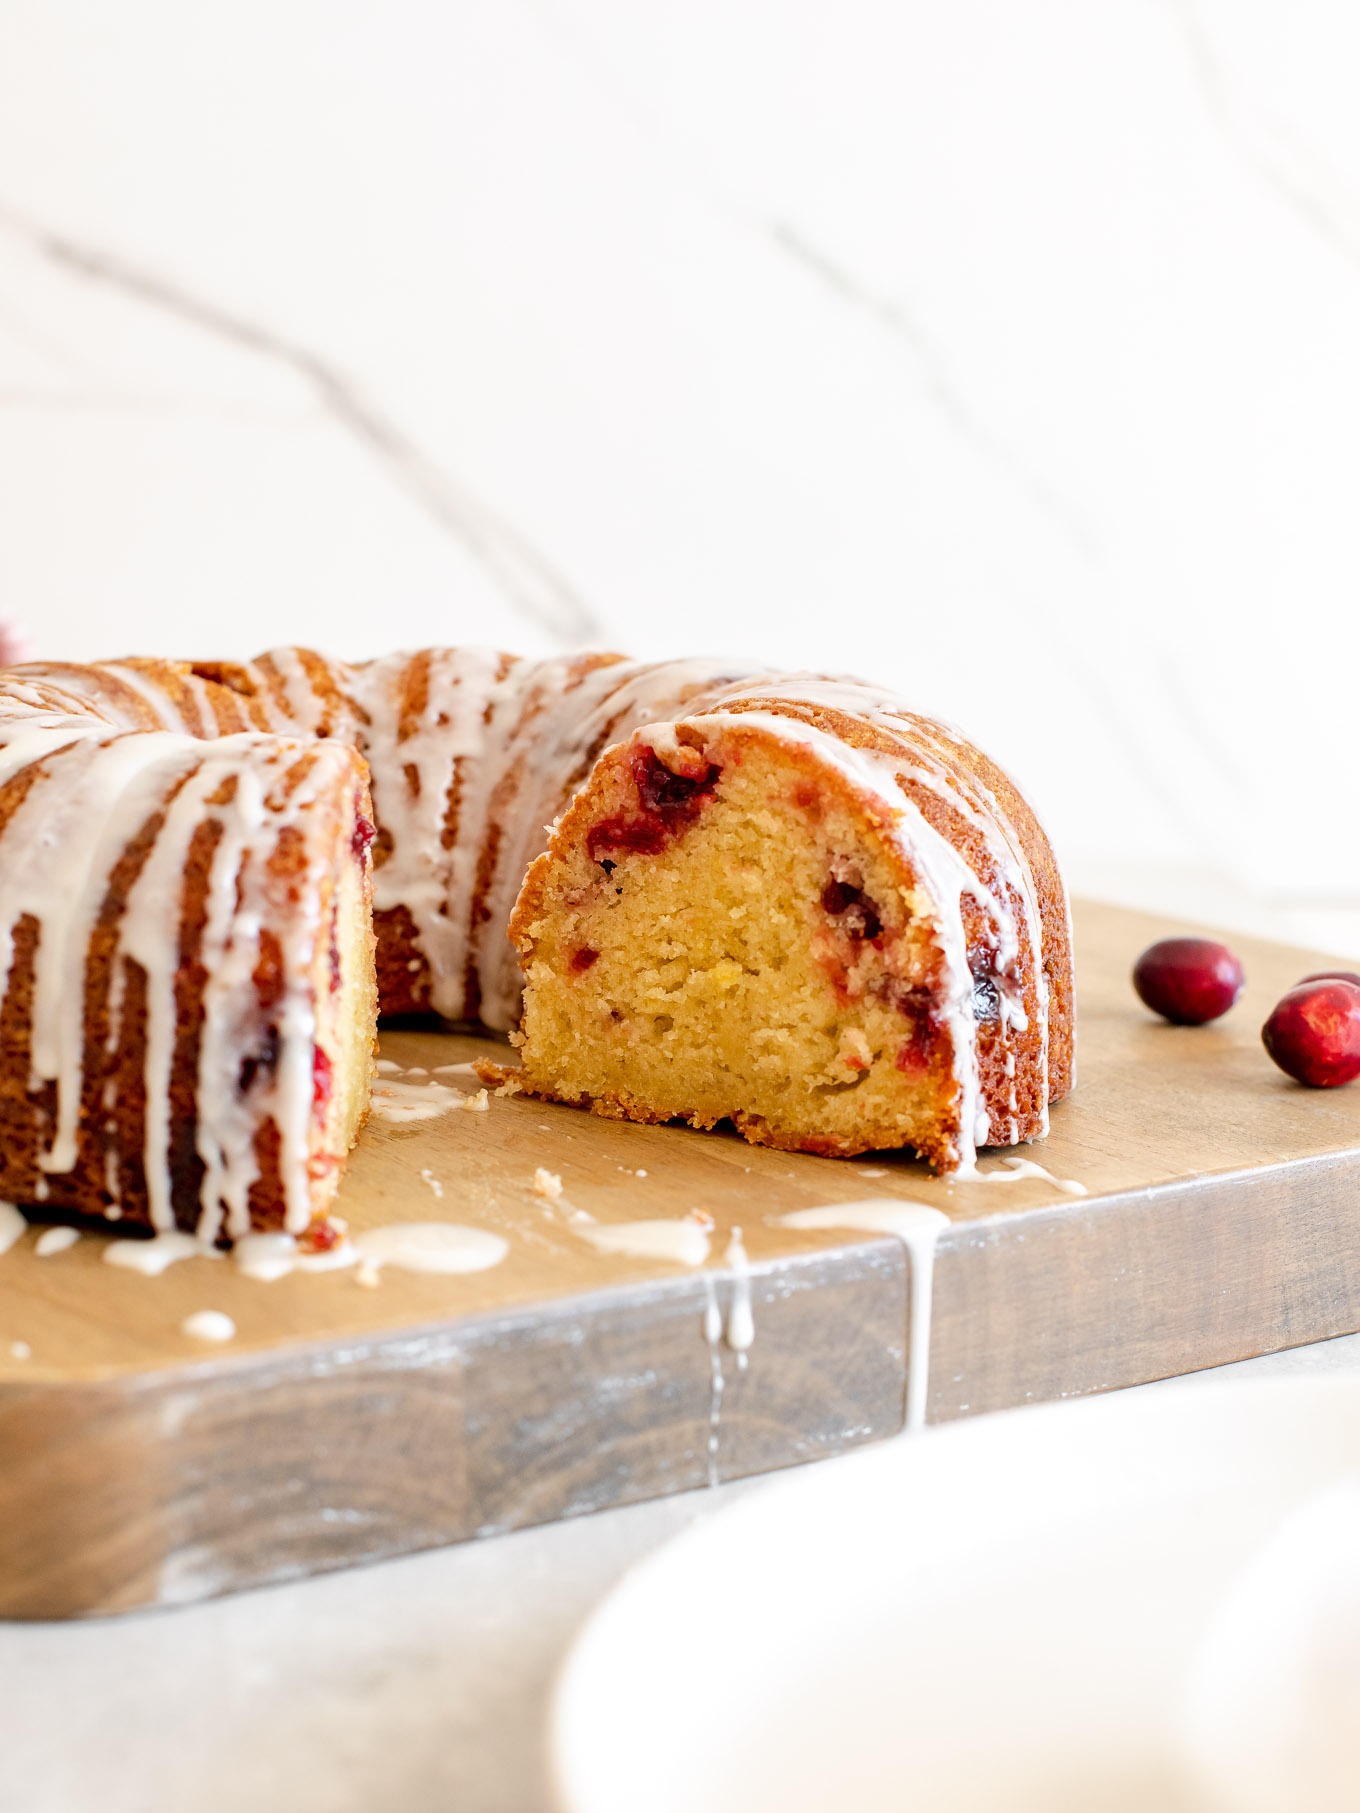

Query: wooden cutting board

[3,899,1359,1619]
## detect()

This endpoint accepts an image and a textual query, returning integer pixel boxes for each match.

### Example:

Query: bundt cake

[0,651,1072,1244]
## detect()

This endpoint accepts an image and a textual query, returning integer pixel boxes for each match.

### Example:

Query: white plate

[551,1377,1360,1813]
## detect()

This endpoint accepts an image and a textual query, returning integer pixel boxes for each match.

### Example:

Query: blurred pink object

[0,620,33,666]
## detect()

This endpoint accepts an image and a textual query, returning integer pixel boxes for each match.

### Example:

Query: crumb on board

[462,1088,490,1113]
[533,1168,564,1201]
[9,1341,30,1360]
[355,1261,382,1289]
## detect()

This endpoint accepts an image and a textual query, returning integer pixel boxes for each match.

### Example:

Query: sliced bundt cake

[0,652,1071,1242]
[499,681,1072,1172]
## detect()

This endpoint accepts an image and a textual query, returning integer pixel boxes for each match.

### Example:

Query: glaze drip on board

[777,1201,949,1431]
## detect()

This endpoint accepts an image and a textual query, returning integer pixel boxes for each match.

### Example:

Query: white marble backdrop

[1,0,1357,951]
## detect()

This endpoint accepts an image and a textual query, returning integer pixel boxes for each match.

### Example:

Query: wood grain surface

[2,899,1358,1617]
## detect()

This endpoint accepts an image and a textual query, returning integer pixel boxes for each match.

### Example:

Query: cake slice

[496,695,1072,1172]
[0,680,378,1242]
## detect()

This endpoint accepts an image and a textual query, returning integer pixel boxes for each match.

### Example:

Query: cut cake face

[507,706,1068,1171]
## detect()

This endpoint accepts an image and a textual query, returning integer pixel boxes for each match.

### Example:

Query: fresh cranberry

[1132,938,1244,1025]
[570,947,599,973]
[821,879,882,941]
[1262,980,1360,1087]
[312,1046,334,1114]
[351,814,376,863]
[1299,970,1360,989]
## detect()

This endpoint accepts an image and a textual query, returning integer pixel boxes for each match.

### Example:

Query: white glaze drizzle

[351,1221,508,1274]
[575,1218,712,1266]
[777,1201,949,1431]
[103,1231,209,1275]
[368,1077,465,1122]
[962,1156,1087,1196]
[724,1227,755,1364]
[232,1230,359,1280]
[181,1309,235,1342]
[33,1225,79,1257]
[701,1274,725,1489]
[0,1202,26,1255]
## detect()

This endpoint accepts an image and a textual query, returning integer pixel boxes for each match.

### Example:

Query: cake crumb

[9,1341,30,1360]
[495,1076,524,1098]
[636,1169,647,1178]
[533,1168,564,1201]
[462,1088,490,1113]
[420,1168,444,1199]
[355,1260,382,1289]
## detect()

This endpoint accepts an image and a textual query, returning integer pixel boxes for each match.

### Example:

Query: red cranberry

[1299,970,1360,989]
[312,1046,334,1114]
[1262,980,1360,1087]
[302,1216,343,1255]
[631,746,720,824]
[821,879,882,941]
[587,817,667,862]
[1132,938,1244,1025]
[351,814,376,863]
[570,947,599,973]
[587,748,721,864]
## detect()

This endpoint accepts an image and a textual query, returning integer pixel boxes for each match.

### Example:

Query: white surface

[2,1332,1360,1813]
[1,1,1360,955]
